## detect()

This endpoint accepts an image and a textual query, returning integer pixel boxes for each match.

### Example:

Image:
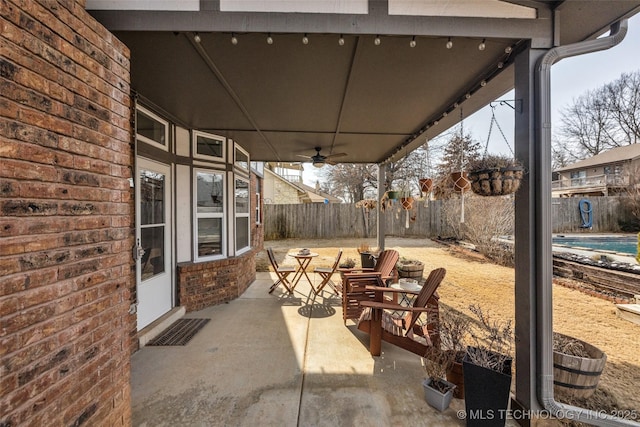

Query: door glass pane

[198,218,222,256]
[140,170,165,225]
[235,179,249,213]
[141,226,165,281]
[136,110,166,146]
[197,172,224,213]
[236,217,249,250]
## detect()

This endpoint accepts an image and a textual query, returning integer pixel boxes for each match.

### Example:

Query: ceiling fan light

[312,161,324,168]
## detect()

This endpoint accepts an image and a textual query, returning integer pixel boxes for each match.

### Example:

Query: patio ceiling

[89,1,640,165]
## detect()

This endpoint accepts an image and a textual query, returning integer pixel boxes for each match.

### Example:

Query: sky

[302,13,640,186]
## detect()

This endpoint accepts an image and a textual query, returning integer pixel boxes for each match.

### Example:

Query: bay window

[235,177,250,253]
[195,170,225,260]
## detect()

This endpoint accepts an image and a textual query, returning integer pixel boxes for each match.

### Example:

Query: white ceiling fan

[297,147,347,168]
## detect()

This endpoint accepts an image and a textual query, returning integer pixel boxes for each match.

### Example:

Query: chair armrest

[364,285,419,295]
[343,270,380,279]
[360,301,431,313]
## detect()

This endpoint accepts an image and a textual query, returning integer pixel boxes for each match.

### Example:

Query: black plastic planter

[463,348,513,427]
[360,252,375,269]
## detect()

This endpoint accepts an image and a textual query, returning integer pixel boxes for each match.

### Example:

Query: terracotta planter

[445,353,465,399]
[450,171,471,193]
[400,196,414,210]
[419,178,433,195]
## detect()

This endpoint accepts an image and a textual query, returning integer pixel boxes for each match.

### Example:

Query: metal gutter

[536,19,635,427]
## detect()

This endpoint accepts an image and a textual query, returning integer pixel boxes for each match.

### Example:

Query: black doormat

[147,318,210,346]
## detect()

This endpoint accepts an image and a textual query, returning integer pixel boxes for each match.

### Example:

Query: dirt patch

[261,237,640,415]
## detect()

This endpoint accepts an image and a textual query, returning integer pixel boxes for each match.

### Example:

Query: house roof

[264,169,342,203]
[88,1,640,166]
[555,144,640,172]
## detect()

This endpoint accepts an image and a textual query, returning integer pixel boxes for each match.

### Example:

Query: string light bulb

[497,62,504,69]
[231,33,238,45]
[505,46,513,54]
[446,37,453,49]
[302,33,309,45]
[478,39,486,51]
[480,80,487,87]
[465,93,471,99]
[266,33,273,45]
[193,33,201,43]
[374,35,381,46]
[338,35,345,46]
[409,36,416,48]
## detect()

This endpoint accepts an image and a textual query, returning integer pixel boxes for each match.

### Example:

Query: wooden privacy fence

[264,196,634,240]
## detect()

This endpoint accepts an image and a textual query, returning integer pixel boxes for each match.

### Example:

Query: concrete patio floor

[131,272,510,426]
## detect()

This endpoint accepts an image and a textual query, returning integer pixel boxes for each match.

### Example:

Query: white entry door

[136,158,173,330]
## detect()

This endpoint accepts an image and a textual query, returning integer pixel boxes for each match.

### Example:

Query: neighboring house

[263,164,342,204]
[552,144,640,197]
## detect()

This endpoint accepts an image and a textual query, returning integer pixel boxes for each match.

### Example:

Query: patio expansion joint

[295,292,317,427]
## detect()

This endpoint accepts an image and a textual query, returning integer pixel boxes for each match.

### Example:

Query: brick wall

[177,174,263,311]
[1,1,133,425]
[177,250,257,311]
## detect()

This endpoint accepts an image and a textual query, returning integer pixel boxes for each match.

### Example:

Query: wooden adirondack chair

[313,249,343,294]
[341,249,399,323]
[357,267,445,357]
[267,247,296,294]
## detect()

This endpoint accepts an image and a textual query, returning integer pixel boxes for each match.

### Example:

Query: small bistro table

[291,252,318,292]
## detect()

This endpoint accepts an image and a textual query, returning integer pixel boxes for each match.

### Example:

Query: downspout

[537,19,631,426]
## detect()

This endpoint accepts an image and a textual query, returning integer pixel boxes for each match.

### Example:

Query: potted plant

[463,304,513,427]
[419,178,433,197]
[396,257,424,280]
[437,306,472,399]
[466,154,524,197]
[338,257,356,269]
[355,199,377,212]
[450,171,471,193]
[357,243,376,269]
[553,332,607,399]
[421,347,457,411]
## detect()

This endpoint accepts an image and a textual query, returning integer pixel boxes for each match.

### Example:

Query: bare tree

[555,71,640,162]
[604,71,640,146]
[320,163,378,202]
[558,87,617,158]
[435,131,482,177]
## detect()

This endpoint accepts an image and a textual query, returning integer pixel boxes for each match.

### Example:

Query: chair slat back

[373,249,399,276]
[331,249,343,272]
[406,267,446,332]
[267,247,279,271]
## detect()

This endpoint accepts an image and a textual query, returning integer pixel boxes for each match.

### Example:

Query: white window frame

[193,130,226,162]
[234,176,251,255]
[193,168,226,262]
[255,191,261,225]
[136,105,169,151]
[234,143,250,172]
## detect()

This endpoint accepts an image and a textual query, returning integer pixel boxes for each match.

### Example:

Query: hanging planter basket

[450,171,471,193]
[386,190,401,200]
[419,178,433,195]
[467,155,524,197]
[400,196,414,210]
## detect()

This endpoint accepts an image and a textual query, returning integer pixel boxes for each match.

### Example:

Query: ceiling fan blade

[296,154,313,159]
[325,152,347,159]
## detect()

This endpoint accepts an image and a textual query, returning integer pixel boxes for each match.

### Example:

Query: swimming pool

[553,235,637,256]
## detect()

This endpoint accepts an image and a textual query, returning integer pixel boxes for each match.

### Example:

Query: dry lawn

[260,237,640,415]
